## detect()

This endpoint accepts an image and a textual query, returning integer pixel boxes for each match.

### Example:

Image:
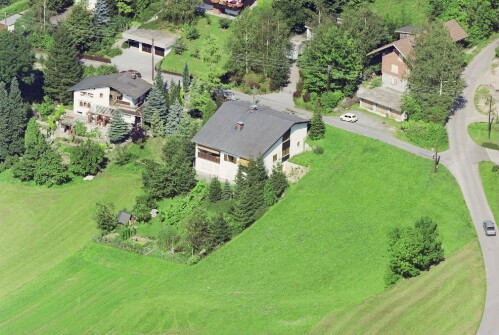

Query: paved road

[234,39,499,334]
[445,39,499,335]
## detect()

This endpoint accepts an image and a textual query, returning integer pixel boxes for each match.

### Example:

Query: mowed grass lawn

[161,16,231,81]
[0,127,482,334]
[468,122,499,150]
[0,169,141,299]
[370,0,429,25]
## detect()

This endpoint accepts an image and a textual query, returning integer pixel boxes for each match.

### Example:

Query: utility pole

[151,38,155,82]
[327,65,331,92]
[488,95,492,140]
[434,138,439,174]
[43,0,46,33]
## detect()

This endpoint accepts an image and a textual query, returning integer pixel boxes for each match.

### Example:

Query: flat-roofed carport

[122,28,179,56]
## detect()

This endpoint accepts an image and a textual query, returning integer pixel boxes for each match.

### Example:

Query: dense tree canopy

[63,2,96,53]
[405,22,464,124]
[0,30,34,86]
[44,25,84,103]
[299,22,362,96]
[70,140,105,176]
[227,5,292,88]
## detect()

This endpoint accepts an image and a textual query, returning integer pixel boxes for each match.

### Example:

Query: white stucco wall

[73,87,110,115]
[195,122,309,183]
[289,123,308,157]
[382,73,407,92]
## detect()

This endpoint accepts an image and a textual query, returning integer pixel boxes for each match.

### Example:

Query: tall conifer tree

[166,99,183,135]
[108,110,130,143]
[144,72,168,124]
[44,25,84,103]
[8,78,28,157]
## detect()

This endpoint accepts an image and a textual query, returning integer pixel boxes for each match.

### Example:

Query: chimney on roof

[235,121,244,131]
[250,104,258,111]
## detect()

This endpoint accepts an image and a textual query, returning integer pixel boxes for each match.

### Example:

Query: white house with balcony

[192,101,309,183]
[68,72,152,125]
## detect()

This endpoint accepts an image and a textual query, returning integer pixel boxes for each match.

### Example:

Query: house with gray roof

[69,72,152,125]
[0,14,22,32]
[192,101,308,182]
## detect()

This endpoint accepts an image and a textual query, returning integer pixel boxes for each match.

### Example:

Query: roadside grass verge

[161,16,230,81]
[480,161,499,223]
[468,122,499,150]
[310,240,485,335]
[0,126,479,334]
[473,85,496,114]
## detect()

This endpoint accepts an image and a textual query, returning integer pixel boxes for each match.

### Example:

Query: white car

[340,113,358,123]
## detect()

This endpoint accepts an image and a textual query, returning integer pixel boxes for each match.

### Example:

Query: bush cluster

[400,120,448,149]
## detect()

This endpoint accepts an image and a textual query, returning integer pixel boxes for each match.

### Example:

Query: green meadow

[0,127,483,334]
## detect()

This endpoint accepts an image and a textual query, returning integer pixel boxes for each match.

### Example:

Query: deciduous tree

[406,22,464,124]
[299,22,362,96]
[70,140,105,176]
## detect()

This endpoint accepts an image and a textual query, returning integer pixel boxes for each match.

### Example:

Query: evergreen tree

[0,82,10,161]
[263,181,278,206]
[7,78,28,157]
[233,164,247,199]
[208,177,222,202]
[94,0,111,28]
[108,110,130,143]
[182,62,190,92]
[185,209,210,253]
[44,25,84,103]
[144,71,168,124]
[63,2,96,53]
[150,110,166,137]
[0,30,34,85]
[268,163,288,198]
[95,201,117,233]
[231,157,268,228]
[177,111,197,139]
[12,118,48,181]
[222,180,232,200]
[309,108,325,140]
[166,99,183,135]
[70,140,105,176]
[406,22,464,124]
[142,160,173,200]
[208,213,231,248]
[169,80,181,105]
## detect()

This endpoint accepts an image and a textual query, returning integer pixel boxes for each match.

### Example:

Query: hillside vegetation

[0,127,482,334]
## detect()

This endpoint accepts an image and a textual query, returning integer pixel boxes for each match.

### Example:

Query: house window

[391,77,398,85]
[100,93,104,98]
[391,64,399,74]
[88,93,94,98]
[273,154,278,162]
[80,92,85,96]
[282,128,291,162]
[198,148,220,164]
[224,154,236,164]
[297,141,300,147]
[79,101,83,107]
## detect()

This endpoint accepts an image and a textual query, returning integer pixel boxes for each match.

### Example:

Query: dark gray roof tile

[192,101,308,158]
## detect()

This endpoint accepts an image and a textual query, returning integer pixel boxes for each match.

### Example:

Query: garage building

[122,28,179,57]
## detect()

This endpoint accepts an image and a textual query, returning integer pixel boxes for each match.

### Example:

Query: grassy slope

[0,127,480,334]
[369,0,429,25]
[0,170,140,299]
[161,16,230,81]
[0,0,29,15]
[311,240,484,335]
[480,162,499,222]
[468,123,499,150]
